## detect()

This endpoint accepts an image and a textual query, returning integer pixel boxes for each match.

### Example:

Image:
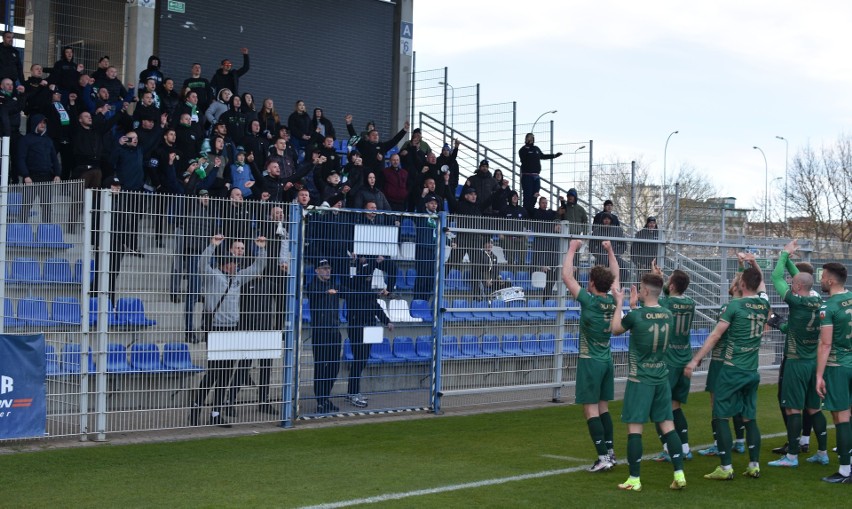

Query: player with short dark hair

[767,240,828,468]
[610,273,686,492]
[686,260,770,480]
[815,261,852,484]
[562,239,620,472]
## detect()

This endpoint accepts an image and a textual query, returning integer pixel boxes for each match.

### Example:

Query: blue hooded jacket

[17,113,61,179]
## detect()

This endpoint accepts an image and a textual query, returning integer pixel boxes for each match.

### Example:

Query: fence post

[587,140,594,219]
[442,67,448,146]
[433,211,448,413]
[476,84,481,164]
[78,188,93,441]
[511,101,517,194]
[552,227,570,402]
[630,161,636,232]
[0,136,9,336]
[549,119,555,203]
[94,189,112,442]
[282,203,302,427]
[410,51,416,128]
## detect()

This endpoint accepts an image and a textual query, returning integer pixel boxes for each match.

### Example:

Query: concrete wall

[156,0,396,137]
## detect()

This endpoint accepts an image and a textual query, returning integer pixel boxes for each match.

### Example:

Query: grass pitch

[0,385,844,508]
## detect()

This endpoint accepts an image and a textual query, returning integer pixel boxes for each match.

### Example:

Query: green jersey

[771,252,822,360]
[576,288,616,362]
[820,291,852,368]
[622,305,673,384]
[660,294,696,367]
[711,304,729,362]
[720,295,770,371]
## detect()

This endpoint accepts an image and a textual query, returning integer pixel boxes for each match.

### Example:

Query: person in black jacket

[309,107,336,141]
[0,78,24,180]
[0,31,24,86]
[344,256,394,408]
[519,133,562,213]
[210,48,249,97]
[413,194,440,301]
[46,46,84,95]
[137,55,163,97]
[288,100,311,162]
[17,113,60,222]
[173,189,217,341]
[345,114,410,175]
[182,63,212,113]
[592,199,621,226]
[306,258,343,413]
[631,216,661,280]
[499,191,530,272]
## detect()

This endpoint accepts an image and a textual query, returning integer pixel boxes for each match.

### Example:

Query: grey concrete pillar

[123,1,156,87]
[23,0,51,72]
[392,0,414,133]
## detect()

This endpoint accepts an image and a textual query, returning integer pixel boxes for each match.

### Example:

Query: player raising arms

[562,239,620,472]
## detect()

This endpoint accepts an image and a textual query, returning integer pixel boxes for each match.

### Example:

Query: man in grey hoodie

[190,233,267,427]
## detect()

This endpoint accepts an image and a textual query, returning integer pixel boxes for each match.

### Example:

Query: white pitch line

[540,454,589,462]
[299,431,789,509]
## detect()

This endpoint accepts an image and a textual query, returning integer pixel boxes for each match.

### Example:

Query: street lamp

[775,135,788,225]
[662,130,679,228]
[531,110,557,134]
[753,146,769,237]
[438,81,455,138]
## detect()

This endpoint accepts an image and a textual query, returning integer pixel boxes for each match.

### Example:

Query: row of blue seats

[5,257,93,285]
[335,330,711,365]
[302,298,433,324]
[3,297,157,328]
[304,266,420,291]
[446,269,589,293]
[443,299,583,323]
[45,342,202,376]
[6,223,72,249]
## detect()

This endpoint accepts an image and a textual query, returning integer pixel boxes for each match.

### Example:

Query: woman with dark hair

[309,107,336,141]
[352,171,391,211]
[240,92,257,125]
[287,99,311,162]
[258,98,279,140]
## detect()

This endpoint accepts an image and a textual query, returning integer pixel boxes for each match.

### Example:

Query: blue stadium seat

[499,270,514,284]
[509,300,533,322]
[515,271,533,291]
[60,344,95,375]
[445,269,462,291]
[88,297,124,326]
[395,268,414,291]
[502,334,523,356]
[301,298,311,324]
[543,299,559,320]
[17,297,53,327]
[490,299,514,322]
[400,219,416,239]
[405,268,417,289]
[563,333,579,354]
[472,300,496,322]
[42,257,73,284]
[7,191,23,217]
[370,338,404,363]
[4,298,20,327]
[304,265,315,287]
[34,223,72,249]
[481,334,501,357]
[410,299,433,321]
[106,343,133,373]
[163,343,204,372]
[129,343,167,372]
[459,334,481,358]
[45,345,60,376]
[539,333,556,354]
[6,223,35,248]
[520,333,539,354]
[451,298,477,322]
[610,334,629,352]
[441,335,460,359]
[414,335,432,360]
[525,299,547,320]
[392,336,419,361]
[343,338,354,361]
[8,257,42,284]
[115,298,157,327]
[51,297,82,326]
[73,259,95,284]
[565,299,581,321]
[441,299,464,324]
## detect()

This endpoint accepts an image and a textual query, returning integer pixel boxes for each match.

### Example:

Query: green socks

[673,408,689,446]
[587,417,608,456]
[786,413,802,455]
[627,433,642,477]
[714,418,733,466]
[745,419,761,462]
[600,412,614,451]
[811,411,828,451]
[663,430,685,471]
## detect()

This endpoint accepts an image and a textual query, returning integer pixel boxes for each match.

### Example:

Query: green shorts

[779,359,820,410]
[822,365,852,412]
[705,360,722,393]
[713,365,760,419]
[668,366,691,404]
[621,380,673,424]
[575,357,614,404]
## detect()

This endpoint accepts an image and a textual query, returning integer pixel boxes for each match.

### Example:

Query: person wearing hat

[399,127,431,184]
[413,192,441,301]
[631,216,661,280]
[558,188,588,236]
[305,258,344,413]
[224,146,256,200]
[593,199,621,226]
[519,133,562,214]
[499,190,530,272]
[436,138,460,193]
[467,159,498,211]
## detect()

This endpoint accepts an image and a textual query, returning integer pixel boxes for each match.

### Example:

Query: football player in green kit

[610,272,686,492]
[562,239,620,473]
[686,265,770,480]
[767,240,828,468]
[816,262,852,484]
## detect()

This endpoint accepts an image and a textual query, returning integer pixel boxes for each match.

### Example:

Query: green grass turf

[0,384,845,508]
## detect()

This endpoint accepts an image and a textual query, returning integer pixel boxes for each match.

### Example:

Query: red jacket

[381,166,409,203]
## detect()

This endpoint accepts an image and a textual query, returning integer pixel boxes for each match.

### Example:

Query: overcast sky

[413,0,851,211]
